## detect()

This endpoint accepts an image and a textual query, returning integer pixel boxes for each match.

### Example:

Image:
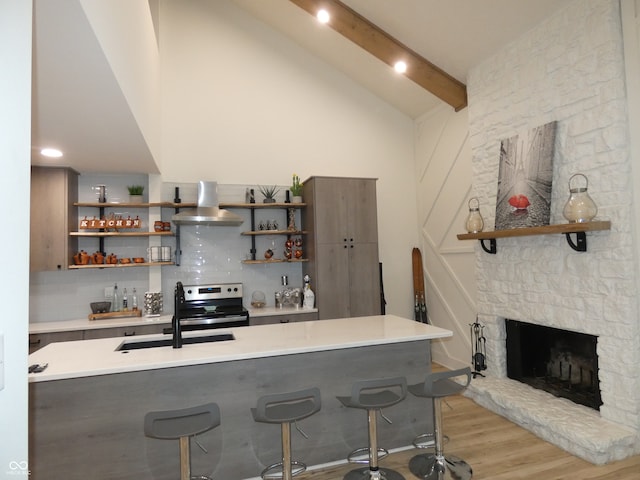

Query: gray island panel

[29,316,451,478]
[30,341,433,479]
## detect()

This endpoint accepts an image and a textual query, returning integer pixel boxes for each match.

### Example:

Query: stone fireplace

[463,0,640,465]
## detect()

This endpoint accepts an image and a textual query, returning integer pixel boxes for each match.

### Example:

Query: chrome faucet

[172,281,185,348]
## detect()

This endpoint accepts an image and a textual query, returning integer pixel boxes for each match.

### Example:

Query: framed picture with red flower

[494,121,557,230]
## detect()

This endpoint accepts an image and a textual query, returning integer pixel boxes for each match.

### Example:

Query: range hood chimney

[172,181,243,226]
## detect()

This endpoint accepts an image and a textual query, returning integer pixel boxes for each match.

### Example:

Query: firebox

[505,319,602,410]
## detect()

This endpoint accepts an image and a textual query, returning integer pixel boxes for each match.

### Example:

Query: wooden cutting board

[88,310,143,321]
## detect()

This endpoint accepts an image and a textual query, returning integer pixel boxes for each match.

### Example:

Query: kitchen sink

[116,333,235,351]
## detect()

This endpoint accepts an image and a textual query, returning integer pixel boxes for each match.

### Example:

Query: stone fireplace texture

[464,0,640,464]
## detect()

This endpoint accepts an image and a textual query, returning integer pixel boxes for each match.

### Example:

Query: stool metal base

[348,446,389,464]
[262,460,306,479]
[344,466,406,480]
[408,453,472,480]
[412,434,449,450]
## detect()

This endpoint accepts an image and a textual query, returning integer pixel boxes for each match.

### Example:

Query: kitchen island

[29,315,451,479]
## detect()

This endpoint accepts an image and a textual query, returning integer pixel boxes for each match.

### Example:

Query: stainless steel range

[170,282,250,347]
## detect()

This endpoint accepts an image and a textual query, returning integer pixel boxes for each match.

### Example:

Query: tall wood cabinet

[30,166,78,271]
[302,176,381,319]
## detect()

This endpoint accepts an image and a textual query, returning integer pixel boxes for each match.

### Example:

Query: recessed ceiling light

[317,9,330,23]
[41,148,63,158]
[394,61,407,74]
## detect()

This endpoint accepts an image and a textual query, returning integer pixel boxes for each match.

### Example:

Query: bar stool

[144,402,221,480]
[252,387,321,480]
[408,367,472,480]
[336,376,407,480]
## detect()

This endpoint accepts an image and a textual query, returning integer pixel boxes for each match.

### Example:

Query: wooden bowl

[119,258,131,264]
[133,257,145,263]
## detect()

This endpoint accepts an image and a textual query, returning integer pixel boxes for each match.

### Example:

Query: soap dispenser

[303,275,315,309]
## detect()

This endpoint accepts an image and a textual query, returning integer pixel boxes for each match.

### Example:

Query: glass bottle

[563,173,597,223]
[132,288,138,311]
[465,197,484,233]
[113,283,120,312]
[122,287,128,311]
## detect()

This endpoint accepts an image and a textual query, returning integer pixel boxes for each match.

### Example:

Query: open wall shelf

[457,221,611,253]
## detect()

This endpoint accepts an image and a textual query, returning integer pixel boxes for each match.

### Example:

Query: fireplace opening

[505,319,602,410]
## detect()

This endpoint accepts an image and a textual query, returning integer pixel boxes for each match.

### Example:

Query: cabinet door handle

[29,339,42,346]
[123,331,136,337]
[280,319,290,323]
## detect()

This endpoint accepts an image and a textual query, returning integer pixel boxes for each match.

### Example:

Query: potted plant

[259,185,280,203]
[127,185,144,203]
[290,174,303,203]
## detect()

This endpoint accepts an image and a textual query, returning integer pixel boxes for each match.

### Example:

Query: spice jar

[563,173,597,223]
[465,197,484,233]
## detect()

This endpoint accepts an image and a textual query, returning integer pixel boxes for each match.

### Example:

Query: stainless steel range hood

[172,181,243,226]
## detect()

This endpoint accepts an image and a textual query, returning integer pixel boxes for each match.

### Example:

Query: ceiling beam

[288,0,467,111]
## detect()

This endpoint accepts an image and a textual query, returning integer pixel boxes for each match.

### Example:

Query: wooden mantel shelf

[457,220,611,253]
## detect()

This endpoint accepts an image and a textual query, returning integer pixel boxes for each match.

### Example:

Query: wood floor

[298,369,640,480]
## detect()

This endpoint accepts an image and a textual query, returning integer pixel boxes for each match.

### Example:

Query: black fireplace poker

[470,317,487,378]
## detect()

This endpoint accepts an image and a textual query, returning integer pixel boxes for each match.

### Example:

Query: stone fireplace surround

[464,315,637,465]
[463,0,640,465]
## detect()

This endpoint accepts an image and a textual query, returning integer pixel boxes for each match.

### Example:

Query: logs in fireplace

[505,319,602,410]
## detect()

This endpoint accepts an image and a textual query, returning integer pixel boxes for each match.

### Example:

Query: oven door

[163,312,250,334]
[181,314,249,331]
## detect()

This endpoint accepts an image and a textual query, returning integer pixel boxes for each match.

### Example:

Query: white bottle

[113,283,120,312]
[303,277,315,309]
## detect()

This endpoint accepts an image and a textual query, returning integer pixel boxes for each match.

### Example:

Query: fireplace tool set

[470,317,487,378]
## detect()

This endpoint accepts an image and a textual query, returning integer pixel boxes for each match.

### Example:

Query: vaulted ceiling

[31,0,571,173]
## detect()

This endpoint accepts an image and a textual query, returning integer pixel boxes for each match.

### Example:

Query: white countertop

[28,315,451,383]
[28,307,317,334]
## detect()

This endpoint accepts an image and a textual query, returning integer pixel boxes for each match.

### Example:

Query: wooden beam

[288,0,467,111]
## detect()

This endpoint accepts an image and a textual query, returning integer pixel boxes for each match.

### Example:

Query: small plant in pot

[290,174,303,203]
[127,185,144,203]
[259,185,280,203]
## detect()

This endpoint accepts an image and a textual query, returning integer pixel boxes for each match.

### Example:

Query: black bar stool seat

[337,376,407,480]
[252,387,321,480]
[408,367,472,480]
[144,402,221,480]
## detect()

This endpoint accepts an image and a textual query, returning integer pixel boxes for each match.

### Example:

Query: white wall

[414,104,476,368]
[80,0,162,167]
[158,0,419,318]
[0,0,31,474]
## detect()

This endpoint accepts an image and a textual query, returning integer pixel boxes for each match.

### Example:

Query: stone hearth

[465,376,636,465]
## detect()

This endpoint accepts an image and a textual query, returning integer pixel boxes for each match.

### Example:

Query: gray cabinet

[30,166,78,271]
[29,323,168,352]
[29,331,84,353]
[250,311,318,326]
[302,177,380,319]
[82,323,166,340]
